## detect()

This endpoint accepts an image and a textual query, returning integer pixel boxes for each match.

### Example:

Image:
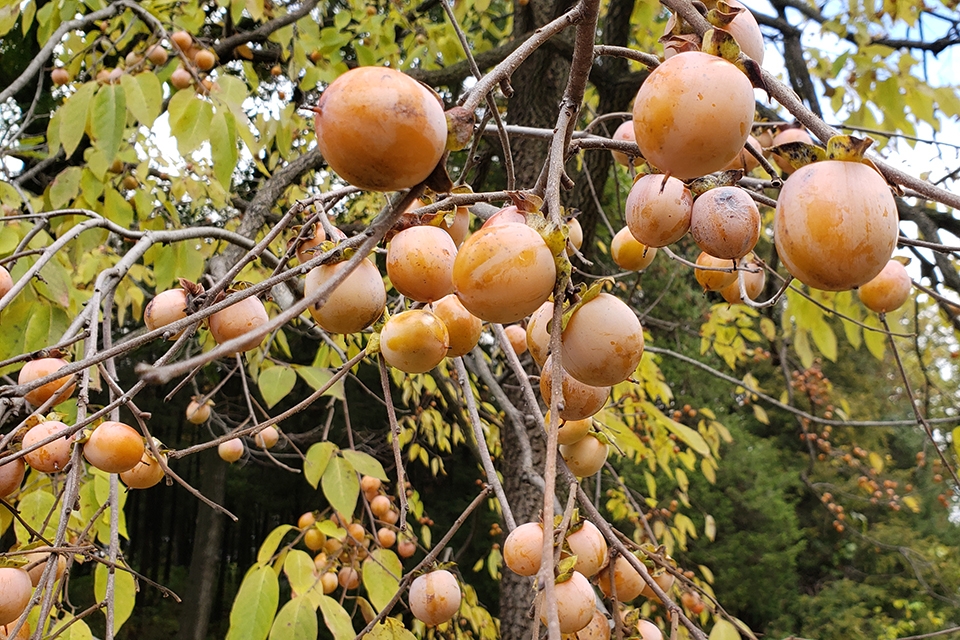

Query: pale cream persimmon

[561,293,644,387]
[254,426,279,449]
[597,555,645,602]
[625,174,693,248]
[386,226,457,303]
[775,161,898,291]
[209,295,269,354]
[0,265,13,299]
[694,252,737,291]
[0,568,32,626]
[380,310,449,374]
[186,399,212,424]
[565,520,607,578]
[690,186,761,260]
[144,288,189,339]
[525,301,554,367]
[218,438,244,463]
[313,67,446,191]
[537,571,595,634]
[637,620,664,640]
[633,52,755,179]
[858,259,912,313]
[409,569,462,626]
[611,227,657,271]
[540,355,610,421]
[610,120,641,167]
[19,358,75,408]
[503,521,544,576]
[432,294,483,358]
[559,434,609,477]
[720,262,766,304]
[566,218,584,256]
[722,135,763,173]
[575,610,612,640]
[305,258,386,334]
[480,205,526,228]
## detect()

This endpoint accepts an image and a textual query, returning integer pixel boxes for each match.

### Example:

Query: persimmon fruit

[380,310,450,374]
[293,223,326,264]
[0,457,25,497]
[639,571,676,601]
[538,571,595,633]
[771,127,814,174]
[566,218,584,256]
[0,568,32,626]
[254,426,279,449]
[209,294,269,354]
[480,205,526,228]
[576,610,612,640]
[625,174,694,248]
[690,186,761,260]
[632,51,755,179]
[554,415,592,446]
[774,161,898,291]
[313,67,446,191]
[144,288,189,339]
[186,399,212,424]
[298,512,317,529]
[540,356,610,421]
[452,223,557,324]
[146,45,168,65]
[218,439,244,463]
[611,121,641,167]
[432,294,483,358]
[858,259,911,313]
[24,552,67,587]
[194,49,216,70]
[320,572,338,594]
[370,495,391,518]
[397,537,416,558]
[694,252,737,291]
[377,527,397,547]
[559,433,609,477]
[0,266,12,298]
[170,66,193,89]
[19,358,75,408]
[409,569,462,626]
[402,200,470,247]
[51,68,71,86]
[360,475,382,495]
[565,520,607,578]
[611,227,657,271]
[504,324,528,355]
[83,421,145,474]
[22,421,73,473]
[720,262,765,303]
[387,226,457,303]
[170,30,193,51]
[597,555,645,601]
[120,449,166,489]
[637,620,663,640]
[562,293,644,386]
[305,258,386,334]
[338,566,360,590]
[722,135,762,173]
[526,301,554,367]
[502,521,544,576]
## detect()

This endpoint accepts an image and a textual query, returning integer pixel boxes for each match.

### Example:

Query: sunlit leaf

[259,365,297,409]
[94,562,137,635]
[258,525,296,566]
[322,456,360,518]
[91,82,126,164]
[317,595,355,640]
[341,450,387,481]
[362,549,402,611]
[304,442,337,489]
[269,597,318,640]
[227,565,280,640]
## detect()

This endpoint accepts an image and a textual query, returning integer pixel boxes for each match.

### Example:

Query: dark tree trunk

[177,450,228,640]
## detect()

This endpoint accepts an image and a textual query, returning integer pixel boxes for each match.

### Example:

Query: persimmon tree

[0,0,959,639]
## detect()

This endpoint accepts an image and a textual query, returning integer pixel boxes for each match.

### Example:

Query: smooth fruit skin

[575,610,612,640]
[432,294,483,358]
[19,358,76,408]
[561,293,644,387]
[313,67,446,192]
[566,521,607,578]
[637,620,664,640]
[218,439,244,463]
[380,310,450,374]
[144,288,189,339]
[209,295,269,353]
[717,0,765,63]
[722,135,762,173]
[83,421,145,474]
[170,66,193,89]
[559,434,609,478]
[409,569,462,626]
[540,356,610,421]
[690,187,761,260]
[502,521,544,577]
[611,227,657,271]
[306,259,386,334]
[632,52,755,180]
[120,450,166,489]
[858,259,911,313]
[452,223,557,324]
[526,301,554,367]
[610,121,640,167]
[194,49,216,70]
[386,226,457,303]
[0,568,32,626]
[254,426,279,449]
[0,265,12,298]
[775,161,898,291]
[639,571,676,601]
[625,174,693,248]
[694,252,737,291]
[504,324,528,355]
[294,223,326,264]
[597,555,645,601]
[186,400,212,424]
[555,416,592,446]
[566,218,584,256]
[538,571,595,634]
[0,457,25,497]
[720,262,765,303]
[370,495,391,518]
[22,421,73,473]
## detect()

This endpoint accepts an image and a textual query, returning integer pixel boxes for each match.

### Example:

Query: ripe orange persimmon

[858,259,911,313]
[553,414,592,446]
[218,439,244,463]
[480,205,526,228]
[525,301,554,367]
[397,537,416,558]
[186,398,212,424]
[538,571,595,633]
[304,528,326,551]
[565,520,607,578]
[504,324,528,355]
[0,568,32,626]
[338,566,360,590]
[562,293,644,386]
[170,30,193,51]
[313,67,446,191]
[83,421,145,474]
[720,262,765,304]
[146,44,168,65]
[386,226,457,303]
[360,475,382,495]
[775,161,898,291]
[194,49,216,71]
[19,358,76,408]
[610,121,641,167]
[23,551,67,587]
[632,52,755,179]
[432,294,483,358]
[0,457,25,497]
[402,200,471,247]
[690,186,761,260]
[370,495,391,518]
[293,223,326,265]
[209,295,269,354]
[0,265,12,298]
[559,434,609,477]
[452,223,556,324]
[51,68,71,86]
[611,227,657,271]
[320,572,338,594]
[639,571,676,601]
[625,174,694,248]
[144,288,189,339]
[380,310,449,374]
[540,356,610,421]
[298,512,317,529]
[22,421,73,473]
[170,66,193,89]
[503,521,544,576]
[597,555,645,601]
[377,527,397,547]
[305,258,386,334]
[722,135,762,173]
[409,569,462,626]
[694,252,737,291]
[120,449,167,489]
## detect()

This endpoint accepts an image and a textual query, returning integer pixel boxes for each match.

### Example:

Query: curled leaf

[768,141,827,172]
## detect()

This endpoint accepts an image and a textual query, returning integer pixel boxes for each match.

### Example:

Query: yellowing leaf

[94,562,137,636]
[49,166,82,209]
[91,82,126,164]
[210,110,239,187]
[322,456,360,517]
[304,442,337,489]
[227,565,280,640]
[318,595,355,640]
[953,427,960,461]
[341,449,387,481]
[258,525,296,566]
[710,619,741,640]
[283,550,320,597]
[362,549,402,611]
[269,597,318,640]
[60,81,96,157]
[902,496,921,513]
[705,514,716,541]
[868,452,884,473]
[366,618,416,640]
[259,365,297,409]
[752,404,769,425]
[295,366,345,401]
[810,320,837,362]
[794,329,814,369]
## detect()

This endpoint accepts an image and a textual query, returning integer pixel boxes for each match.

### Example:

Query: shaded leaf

[259,365,297,409]
[341,450,387,481]
[91,83,126,164]
[210,109,239,187]
[295,366,345,400]
[94,562,137,635]
[317,595,355,640]
[304,442,337,489]
[322,456,359,518]
[710,619,741,640]
[60,81,96,157]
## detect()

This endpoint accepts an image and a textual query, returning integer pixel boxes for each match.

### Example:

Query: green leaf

[210,109,239,187]
[710,619,741,640]
[14,489,57,544]
[94,562,137,635]
[317,595,355,640]
[227,565,280,640]
[322,456,360,518]
[120,72,161,126]
[259,365,297,409]
[258,524,296,566]
[361,549,402,611]
[304,442,337,489]
[49,166,82,209]
[104,187,134,228]
[91,83,126,164]
[269,597,319,640]
[793,329,814,369]
[810,320,837,362]
[863,315,886,360]
[54,617,93,640]
[170,94,214,156]
[60,81,97,157]
[953,427,960,461]
[284,550,320,597]
[340,450,387,481]
[295,366,345,400]
[366,618,417,640]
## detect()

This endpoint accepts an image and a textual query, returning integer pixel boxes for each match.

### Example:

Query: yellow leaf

[868,452,884,473]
